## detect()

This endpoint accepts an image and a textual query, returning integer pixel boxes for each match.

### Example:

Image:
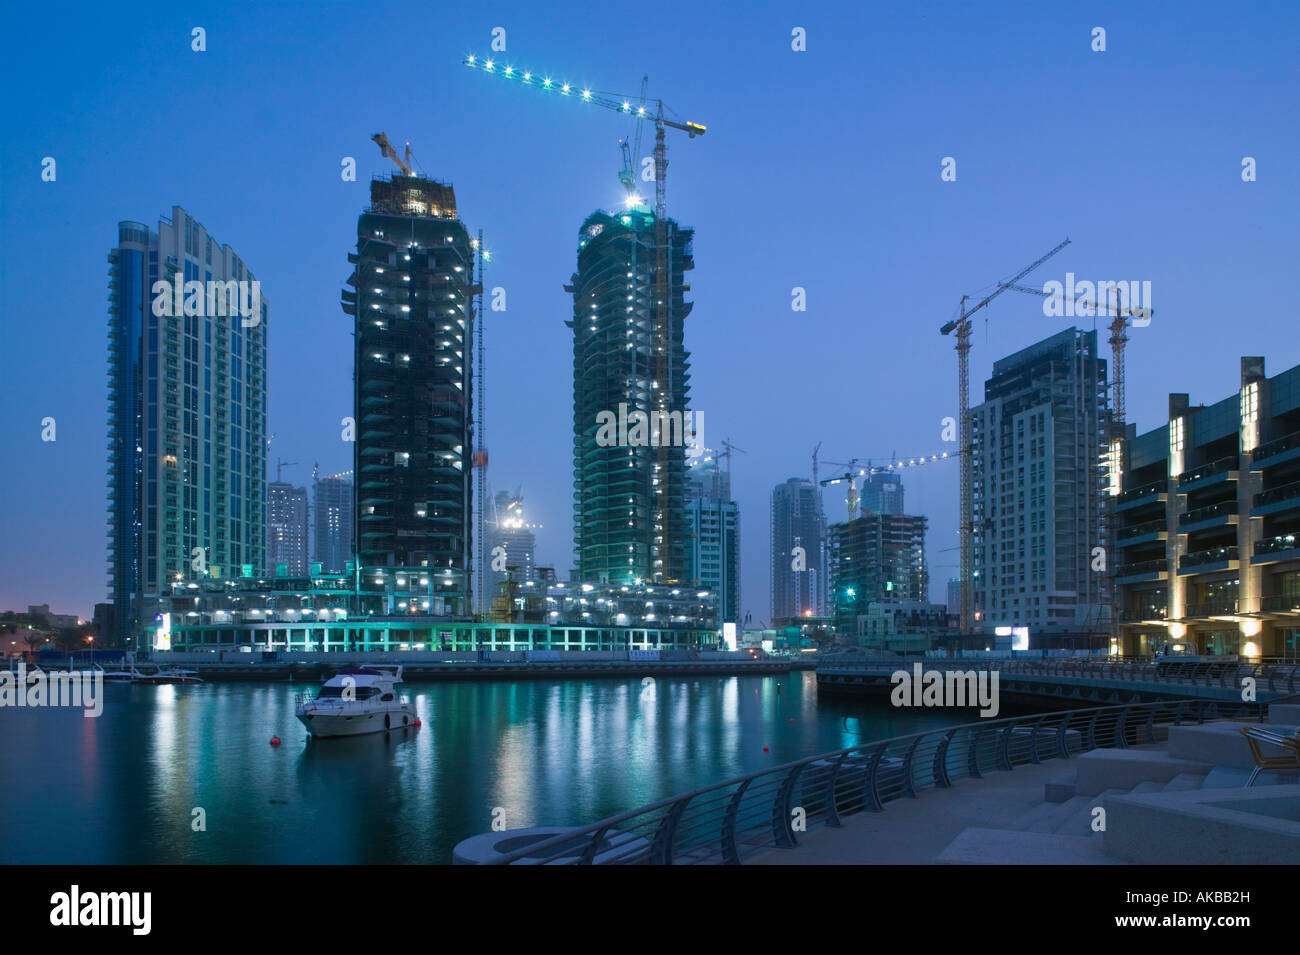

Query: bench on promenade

[1239,726,1300,787]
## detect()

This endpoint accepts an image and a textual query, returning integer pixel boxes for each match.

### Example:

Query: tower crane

[371,132,420,177]
[465,54,706,583]
[618,76,650,203]
[1000,283,1153,427]
[821,452,954,518]
[717,437,747,479]
[275,458,298,482]
[940,239,1071,632]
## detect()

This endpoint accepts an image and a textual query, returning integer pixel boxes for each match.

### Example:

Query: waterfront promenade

[459,698,1300,865]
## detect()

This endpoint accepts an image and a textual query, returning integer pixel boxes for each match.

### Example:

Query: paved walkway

[748,747,1173,865]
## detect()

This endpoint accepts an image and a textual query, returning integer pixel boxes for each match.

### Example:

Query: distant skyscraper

[971,327,1110,632]
[946,577,961,616]
[342,172,474,615]
[488,489,538,593]
[569,207,695,584]
[108,208,268,646]
[860,472,904,515]
[771,478,826,623]
[686,456,740,623]
[268,482,309,575]
[829,512,929,634]
[312,473,354,574]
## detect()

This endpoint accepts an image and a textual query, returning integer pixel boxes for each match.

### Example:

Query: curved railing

[482,698,1266,865]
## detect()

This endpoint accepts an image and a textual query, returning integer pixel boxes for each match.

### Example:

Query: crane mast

[463,55,705,583]
[940,239,1071,632]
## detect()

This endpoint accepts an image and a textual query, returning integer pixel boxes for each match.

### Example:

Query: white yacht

[294,665,418,738]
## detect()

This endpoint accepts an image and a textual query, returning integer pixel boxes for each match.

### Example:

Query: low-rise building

[1115,357,1300,658]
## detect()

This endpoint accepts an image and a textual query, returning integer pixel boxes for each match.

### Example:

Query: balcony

[1116,518,1168,548]
[1251,430,1300,470]
[1116,479,1167,513]
[1178,500,1238,532]
[1178,546,1238,575]
[1260,594,1300,614]
[1253,480,1300,516]
[1252,534,1300,566]
[1115,558,1168,584]
[1184,597,1239,617]
[1121,605,1168,622]
[1178,455,1239,492]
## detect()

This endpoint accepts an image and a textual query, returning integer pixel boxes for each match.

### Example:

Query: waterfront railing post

[823,752,850,826]
[900,735,923,796]
[967,726,984,779]
[649,797,690,864]
[772,765,806,847]
[934,728,956,787]
[995,724,1014,771]
[864,744,888,811]
[721,779,752,864]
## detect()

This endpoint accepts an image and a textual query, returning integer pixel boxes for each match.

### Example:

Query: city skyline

[3,3,1298,623]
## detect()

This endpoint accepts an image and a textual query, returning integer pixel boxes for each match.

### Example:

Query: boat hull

[295,704,418,738]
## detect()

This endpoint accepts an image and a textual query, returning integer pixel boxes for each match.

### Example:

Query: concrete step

[1161,773,1206,792]
[937,828,1123,865]
[1018,794,1093,833]
[1203,765,1300,789]
[1129,780,1166,794]
[1053,788,1129,837]
[1044,775,1076,803]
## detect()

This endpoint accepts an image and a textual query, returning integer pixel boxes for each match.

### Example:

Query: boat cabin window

[380,692,394,702]
[318,685,380,700]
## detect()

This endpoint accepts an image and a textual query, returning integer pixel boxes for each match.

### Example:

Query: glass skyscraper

[107,207,267,646]
[342,173,475,616]
[569,207,695,585]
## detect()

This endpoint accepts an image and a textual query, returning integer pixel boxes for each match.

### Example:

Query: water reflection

[0,671,991,864]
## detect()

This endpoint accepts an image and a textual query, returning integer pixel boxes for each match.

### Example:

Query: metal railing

[816,657,1300,692]
[1253,430,1300,465]
[1178,500,1237,526]
[483,699,1269,865]
[1180,546,1238,569]
[1256,535,1300,557]
[1178,455,1238,486]
[1115,558,1167,577]
[1255,481,1300,509]
[1116,519,1166,543]
[1118,480,1165,505]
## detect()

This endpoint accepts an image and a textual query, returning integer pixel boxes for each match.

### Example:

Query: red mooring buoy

[270,736,281,747]
[763,746,769,753]
[413,718,422,728]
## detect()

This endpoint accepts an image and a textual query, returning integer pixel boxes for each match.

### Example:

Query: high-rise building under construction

[568,207,695,585]
[341,173,475,615]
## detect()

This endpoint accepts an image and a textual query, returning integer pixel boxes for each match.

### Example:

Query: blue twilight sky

[1,1,1297,621]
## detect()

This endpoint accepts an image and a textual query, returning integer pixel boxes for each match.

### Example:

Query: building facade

[971,327,1111,635]
[860,472,904,515]
[1115,357,1300,659]
[771,478,826,624]
[312,473,354,575]
[267,481,309,575]
[108,208,268,647]
[828,513,928,634]
[342,174,475,616]
[488,489,538,593]
[569,208,695,586]
[686,456,740,624]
